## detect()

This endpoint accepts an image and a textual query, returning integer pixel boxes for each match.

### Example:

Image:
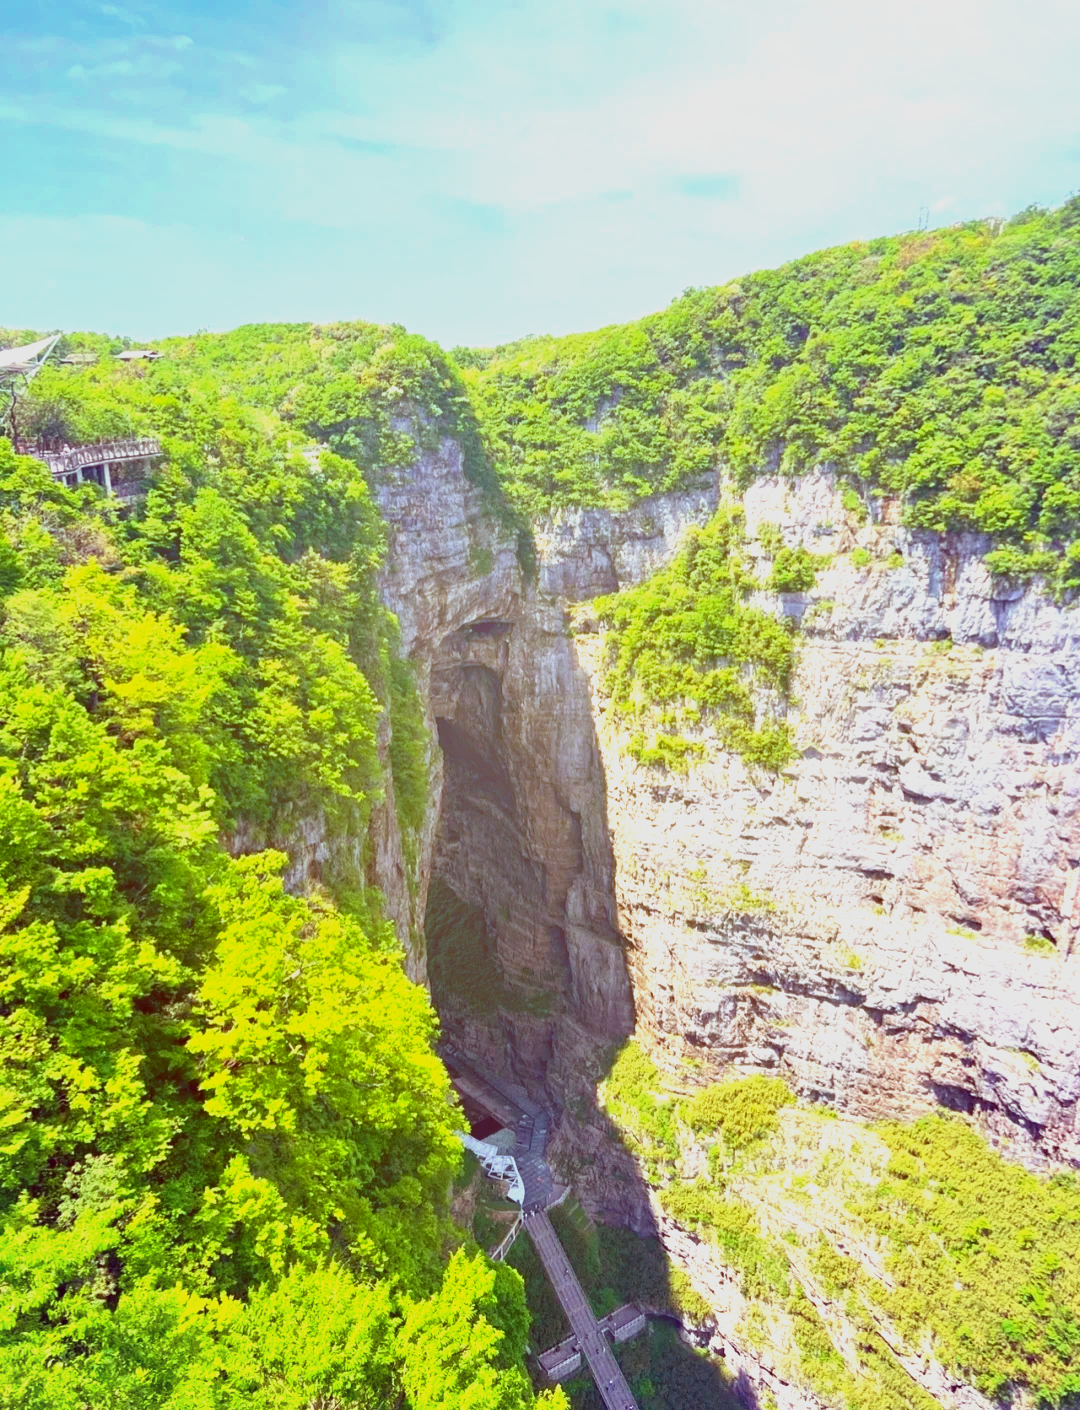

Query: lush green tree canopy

[0,361,535,1403]
[464,200,1080,586]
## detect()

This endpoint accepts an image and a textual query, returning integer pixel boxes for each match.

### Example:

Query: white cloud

[240,83,287,104]
[2,0,1079,342]
[99,5,145,26]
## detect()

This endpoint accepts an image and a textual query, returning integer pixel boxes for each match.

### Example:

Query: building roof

[538,1334,581,1375]
[114,350,163,361]
[600,1304,646,1333]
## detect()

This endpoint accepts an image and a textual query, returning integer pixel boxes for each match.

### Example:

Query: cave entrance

[456,1093,503,1141]
[422,618,632,1101]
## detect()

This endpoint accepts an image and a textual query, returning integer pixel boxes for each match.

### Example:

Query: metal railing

[489,1212,523,1262]
[458,1131,525,1205]
[19,438,162,477]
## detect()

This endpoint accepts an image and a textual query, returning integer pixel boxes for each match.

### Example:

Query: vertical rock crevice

[426,603,635,1091]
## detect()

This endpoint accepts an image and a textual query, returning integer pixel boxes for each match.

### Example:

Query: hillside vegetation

[0,325,558,1408]
[466,199,1080,588]
[592,507,802,771]
[602,1043,1080,1410]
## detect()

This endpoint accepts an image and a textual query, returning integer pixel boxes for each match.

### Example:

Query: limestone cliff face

[368,432,712,1067]
[363,437,1080,1406]
[370,441,1080,1172]
[581,471,1080,1171]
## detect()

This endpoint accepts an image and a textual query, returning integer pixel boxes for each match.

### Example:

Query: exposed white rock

[575,472,1080,1168]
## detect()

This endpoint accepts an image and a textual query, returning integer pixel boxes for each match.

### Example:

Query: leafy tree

[212,1262,398,1410]
[0,419,528,1402]
[397,1249,534,1410]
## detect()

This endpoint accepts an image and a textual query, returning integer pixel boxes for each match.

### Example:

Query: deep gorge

[368,424,1080,1409]
[5,200,1080,1410]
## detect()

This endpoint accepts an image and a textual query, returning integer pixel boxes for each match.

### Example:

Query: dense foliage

[0,320,543,1408]
[602,1043,1080,1410]
[593,509,798,771]
[466,200,1080,587]
[864,1118,1080,1406]
[681,1074,795,1148]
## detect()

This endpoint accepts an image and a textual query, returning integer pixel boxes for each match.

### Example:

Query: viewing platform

[19,438,162,500]
[537,1304,648,1383]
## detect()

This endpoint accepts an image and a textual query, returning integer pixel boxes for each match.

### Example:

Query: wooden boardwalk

[526,1210,639,1410]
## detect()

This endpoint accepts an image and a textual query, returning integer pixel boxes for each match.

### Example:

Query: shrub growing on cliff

[682,1075,795,1149]
[595,509,797,771]
[659,1185,791,1303]
[599,1041,679,1176]
[862,1116,1080,1406]
[767,545,821,593]
[389,652,429,887]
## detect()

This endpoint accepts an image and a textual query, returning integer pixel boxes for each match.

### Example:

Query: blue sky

[2,0,1079,346]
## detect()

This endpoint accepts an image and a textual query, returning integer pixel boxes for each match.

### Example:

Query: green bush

[984,545,1059,580]
[600,1042,679,1176]
[626,731,705,772]
[767,546,820,593]
[757,521,785,555]
[388,651,429,885]
[841,485,868,524]
[597,509,797,772]
[681,1075,795,1147]
[660,1185,791,1303]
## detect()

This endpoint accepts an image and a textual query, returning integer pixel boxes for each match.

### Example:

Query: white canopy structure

[1,335,60,437]
[0,335,60,380]
[458,1131,526,1205]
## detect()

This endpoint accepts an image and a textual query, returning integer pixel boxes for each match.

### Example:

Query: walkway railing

[489,1211,523,1262]
[459,1131,525,1205]
[19,437,162,476]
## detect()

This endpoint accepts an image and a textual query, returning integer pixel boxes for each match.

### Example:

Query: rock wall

[370,442,1080,1174]
[364,442,1080,1406]
[579,471,1080,1170]
[369,437,711,1078]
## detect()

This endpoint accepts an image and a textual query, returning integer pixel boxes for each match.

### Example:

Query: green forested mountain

[460,200,1080,771]
[0,346,557,1406]
[466,200,1080,584]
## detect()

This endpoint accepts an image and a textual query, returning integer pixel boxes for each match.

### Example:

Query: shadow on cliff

[423,613,749,1410]
[504,1193,750,1410]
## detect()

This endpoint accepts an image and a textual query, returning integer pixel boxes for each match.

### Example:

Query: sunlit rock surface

[362,442,1079,1407]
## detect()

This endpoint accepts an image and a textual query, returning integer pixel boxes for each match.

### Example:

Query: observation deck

[20,438,162,500]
